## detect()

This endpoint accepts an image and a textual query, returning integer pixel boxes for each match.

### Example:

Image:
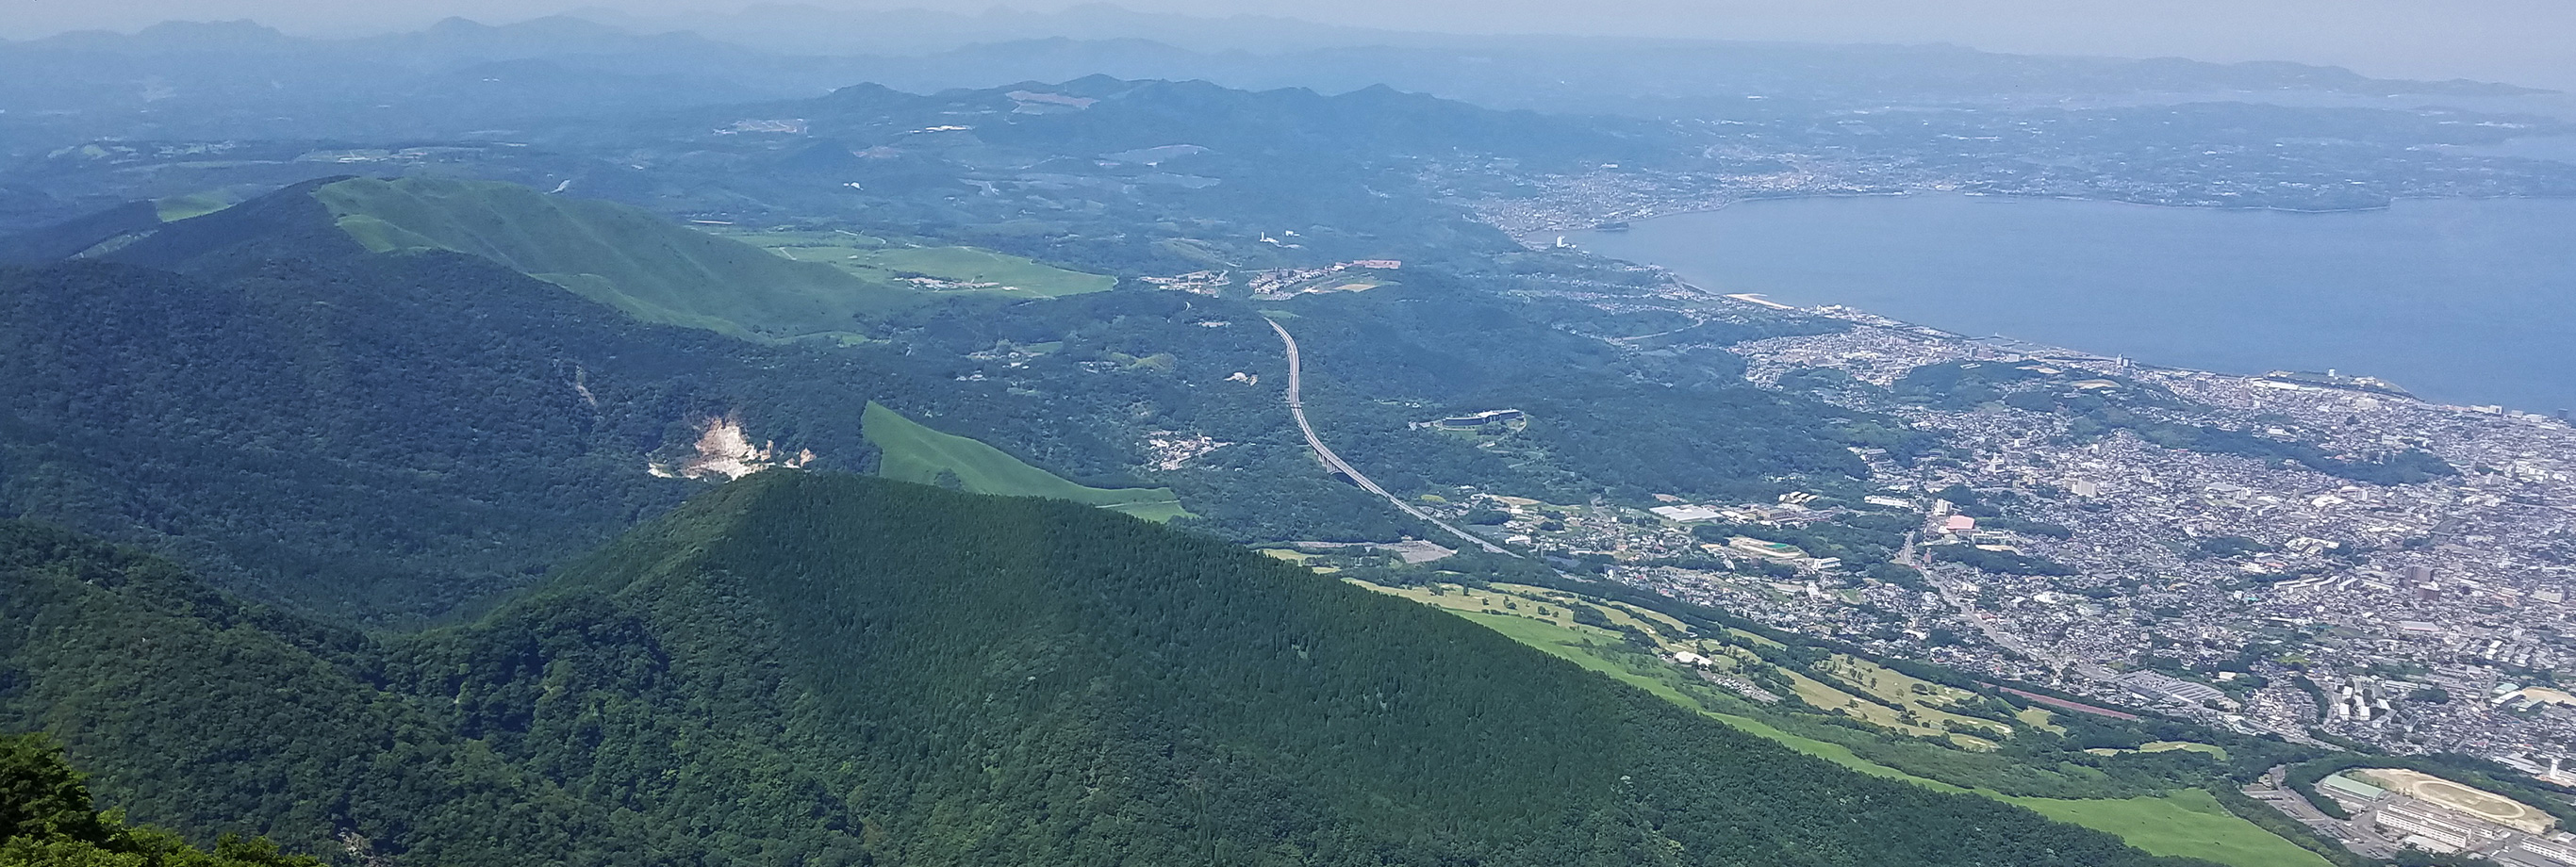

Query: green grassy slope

[4,478,2202,867]
[503,472,2189,866]
[1353,581,2329,867]
[1451,609,1968,789]
[723,228,1117,300]
[311,177,917,342]
[862,401,1190,521]
[153,191,239,222]
[2012,791,2331,867]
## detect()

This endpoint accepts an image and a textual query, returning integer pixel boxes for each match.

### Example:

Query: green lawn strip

[154,192,237,222]
[1436,602,2318,867]
[2009,790,2334,867]
[740,229,1115,300]
[861,401,1190,521]
[2088,741,2234,761]
[866,246,1115,298]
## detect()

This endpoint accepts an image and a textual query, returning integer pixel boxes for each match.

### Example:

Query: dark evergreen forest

[0,476,2215,867]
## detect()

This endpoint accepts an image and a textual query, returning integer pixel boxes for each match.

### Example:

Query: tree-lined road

[1265,318,1514,557]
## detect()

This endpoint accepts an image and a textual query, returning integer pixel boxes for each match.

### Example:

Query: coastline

[1512,188,2576,243]
[1541,193,2576,415]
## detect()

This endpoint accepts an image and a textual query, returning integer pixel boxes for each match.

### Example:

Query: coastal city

[1392,295,2576,785]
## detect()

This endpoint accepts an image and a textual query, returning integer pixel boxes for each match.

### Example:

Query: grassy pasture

[862,402,1190,522]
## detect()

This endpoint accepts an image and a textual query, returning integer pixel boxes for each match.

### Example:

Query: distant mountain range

[0,10,2542,150]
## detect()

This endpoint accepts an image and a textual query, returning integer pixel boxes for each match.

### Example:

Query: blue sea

[1564,194,2576,412]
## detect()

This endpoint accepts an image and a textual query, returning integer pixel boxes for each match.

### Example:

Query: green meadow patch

[2011,791,2331,867]
[153,192,239,222]
[724,228,1116,300]
[313,177,916,343]
[862,402,1190,522]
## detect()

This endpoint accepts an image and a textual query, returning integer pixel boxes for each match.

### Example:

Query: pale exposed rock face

[649,415,815,481]
[1144,431,1229,471]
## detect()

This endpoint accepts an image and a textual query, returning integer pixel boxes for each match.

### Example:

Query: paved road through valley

[1265,318,1514,557]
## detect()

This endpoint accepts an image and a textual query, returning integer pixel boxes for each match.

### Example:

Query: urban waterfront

[1565,194,2576,413]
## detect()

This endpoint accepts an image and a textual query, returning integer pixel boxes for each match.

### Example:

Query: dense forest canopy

[0,477,2210,867]
[0,731,322,867]
[0,177,1903,624]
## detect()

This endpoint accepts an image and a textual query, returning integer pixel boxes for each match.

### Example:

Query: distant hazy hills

[0,10,2540,152]
[0,473,2199,867]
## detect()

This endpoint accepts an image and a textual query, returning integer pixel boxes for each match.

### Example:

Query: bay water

[1566,194,2576,413]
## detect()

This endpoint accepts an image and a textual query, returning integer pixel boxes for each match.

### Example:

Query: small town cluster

[1142,259,1403,300]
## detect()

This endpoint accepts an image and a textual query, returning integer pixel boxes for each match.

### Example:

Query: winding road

[1265,318,1515,557]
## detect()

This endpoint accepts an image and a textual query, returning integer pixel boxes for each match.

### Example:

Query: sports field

[862,402,1190,522]
[2360,768,2554,833]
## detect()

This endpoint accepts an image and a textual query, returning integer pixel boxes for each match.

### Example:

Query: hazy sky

[10,0,2574,89]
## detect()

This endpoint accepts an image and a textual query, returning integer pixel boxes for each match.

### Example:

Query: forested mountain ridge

[0,732,322,866]
[0,178,1360,621]
[0,474,2213,867]
[0,520,695,865]
[0,217,723,621]
[0,173,1900,623]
